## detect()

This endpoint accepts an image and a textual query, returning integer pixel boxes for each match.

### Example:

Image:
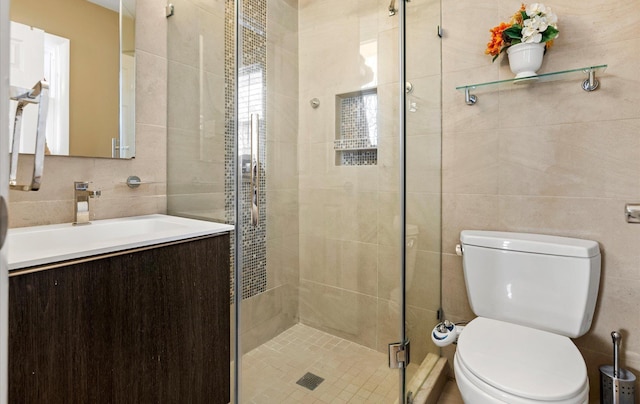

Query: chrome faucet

[73,181,101,225]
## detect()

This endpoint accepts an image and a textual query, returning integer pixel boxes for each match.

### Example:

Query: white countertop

[7,214,234,270]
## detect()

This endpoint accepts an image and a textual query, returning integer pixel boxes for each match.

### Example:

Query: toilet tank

[460,230,601,338]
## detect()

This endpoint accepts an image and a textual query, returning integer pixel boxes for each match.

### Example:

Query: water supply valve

[431,320,464,347]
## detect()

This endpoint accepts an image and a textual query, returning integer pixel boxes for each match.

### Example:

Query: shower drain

[296,372,325,391]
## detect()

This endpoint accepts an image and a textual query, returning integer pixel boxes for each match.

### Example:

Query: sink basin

[7,214,234,270]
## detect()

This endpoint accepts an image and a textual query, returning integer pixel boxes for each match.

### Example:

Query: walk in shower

[166,0,442,402]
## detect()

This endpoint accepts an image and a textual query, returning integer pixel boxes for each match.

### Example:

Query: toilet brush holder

[600,331,636,404]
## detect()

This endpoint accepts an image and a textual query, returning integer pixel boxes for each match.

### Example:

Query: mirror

[9,0,135,159]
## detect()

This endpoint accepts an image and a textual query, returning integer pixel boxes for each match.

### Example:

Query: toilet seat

[455,317,588,403]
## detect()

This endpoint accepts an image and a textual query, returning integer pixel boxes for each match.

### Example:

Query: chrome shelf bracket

[464,88,477,105]
[582,69,599,92]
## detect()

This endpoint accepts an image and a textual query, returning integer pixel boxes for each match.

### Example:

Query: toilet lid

[457,317,587,401]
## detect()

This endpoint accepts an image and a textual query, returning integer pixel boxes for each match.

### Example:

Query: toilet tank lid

[460,231,600,258]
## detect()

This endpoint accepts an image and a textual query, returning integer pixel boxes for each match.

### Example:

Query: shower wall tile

[405,75,442,136]
[266,235,299,291]
[265,189,299,239]
[375,299,401,353]
[266,140,298,190]
[189,0,224,15]
[377,244,402,304]
[441,0,640,395]
[136,50,168,128]
[375,83,399,139]
[165,0,224,73]
[376,191,401,248]
[136,0,167,57]
[166,62,200,131]
[299,280,378,350]
[267,93,298,143]
[406,192,441,253]
[240,284,298,354]
[298,29,362,95]
[267,46,299,99]
[377,28,399,86]
[406,134,441,195]
[9,0,167,228]
[406,251,441,311]
[319,239,378,296]
[405,0,441,79]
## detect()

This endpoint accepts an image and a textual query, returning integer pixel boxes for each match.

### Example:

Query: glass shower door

[235,0,408,403]
[403,0,443,400]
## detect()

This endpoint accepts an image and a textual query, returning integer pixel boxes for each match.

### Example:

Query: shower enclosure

[166,0,441,402]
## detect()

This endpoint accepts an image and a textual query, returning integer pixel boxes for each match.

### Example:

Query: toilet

[454,230,601,404]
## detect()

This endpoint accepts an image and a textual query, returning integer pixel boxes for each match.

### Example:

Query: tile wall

[440,0,640,398]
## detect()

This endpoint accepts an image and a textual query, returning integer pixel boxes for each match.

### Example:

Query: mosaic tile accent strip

[340,150,378,166]
[333,138,377,150]
[225,0,268,301]
[336,90,378,166]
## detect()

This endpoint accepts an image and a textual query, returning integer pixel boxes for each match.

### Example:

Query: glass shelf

[456,64,607,105]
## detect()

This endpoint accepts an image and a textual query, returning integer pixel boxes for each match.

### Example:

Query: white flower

[544,9,558,28]
[530,15,549,31]
[526,3,547,17]
[522,30,542,43]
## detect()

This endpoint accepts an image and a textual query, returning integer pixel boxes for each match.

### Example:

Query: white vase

[506,42,545,79]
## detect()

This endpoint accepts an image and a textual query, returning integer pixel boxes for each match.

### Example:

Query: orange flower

[510,4,526,25]
[485,22,511,56]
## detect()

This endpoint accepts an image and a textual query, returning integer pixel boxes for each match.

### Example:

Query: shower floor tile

[240,323,400,403]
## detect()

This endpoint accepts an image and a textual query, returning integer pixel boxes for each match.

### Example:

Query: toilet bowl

[454,317,589,404]
[454,231,600,404]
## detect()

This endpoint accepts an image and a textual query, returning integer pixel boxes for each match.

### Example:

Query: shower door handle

[250,114,259,226]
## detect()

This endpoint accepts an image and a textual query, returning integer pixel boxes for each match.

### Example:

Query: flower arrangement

[486,3,559,61]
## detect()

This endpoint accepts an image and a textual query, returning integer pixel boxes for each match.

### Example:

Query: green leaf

[503,25,522,40]
[541,26,559,42]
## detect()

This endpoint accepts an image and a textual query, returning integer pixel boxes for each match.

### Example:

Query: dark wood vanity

[8,234,230,403]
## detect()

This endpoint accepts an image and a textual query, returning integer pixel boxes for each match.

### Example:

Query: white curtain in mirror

[9,21,69,155]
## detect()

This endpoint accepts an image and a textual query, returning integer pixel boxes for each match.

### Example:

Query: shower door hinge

[437,25,443,38]
[388,340,410,369]
[165,3,174,18]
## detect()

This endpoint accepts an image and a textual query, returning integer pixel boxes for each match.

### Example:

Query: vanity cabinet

[9,234,230,404]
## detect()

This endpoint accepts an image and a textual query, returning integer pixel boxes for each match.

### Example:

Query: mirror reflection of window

[9,21,70,155]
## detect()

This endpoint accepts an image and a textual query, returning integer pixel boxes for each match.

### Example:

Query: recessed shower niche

[334,89,378,166]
